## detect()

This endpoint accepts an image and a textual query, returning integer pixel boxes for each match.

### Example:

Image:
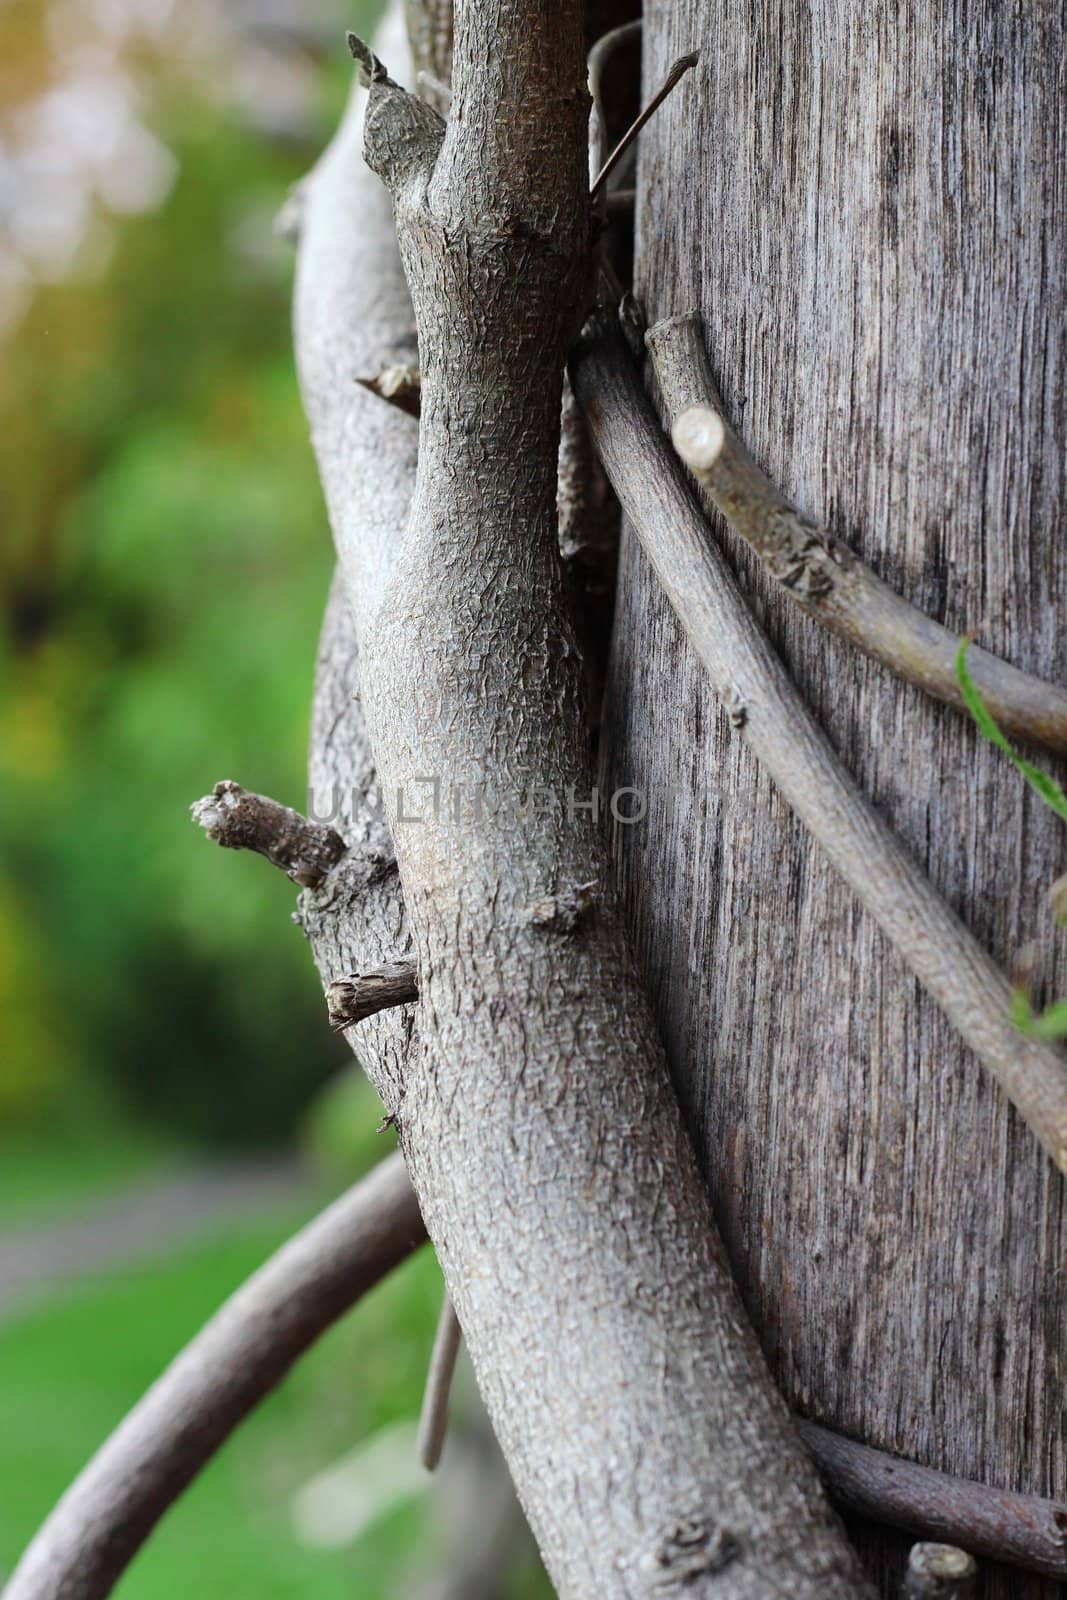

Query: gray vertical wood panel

[609,2,1067,1591]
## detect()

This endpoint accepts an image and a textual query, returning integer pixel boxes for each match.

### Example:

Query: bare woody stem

[797,1423,1066,1580]
[326,962,418,1029]
[191,780,346,888]
[571,309,1067,1172]
[0,1154,426,1600]
[417,1292,462,1470]
[590,49,699,202]
[646,312,1067,757]
[317,5,873,1593]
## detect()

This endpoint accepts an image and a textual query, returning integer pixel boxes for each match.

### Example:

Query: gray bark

[610,2,1067,1594]
[293,2,873,1594]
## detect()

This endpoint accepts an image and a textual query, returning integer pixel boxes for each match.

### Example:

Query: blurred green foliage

[0,1,364,1145]
[0,1185,446,1598]
[0,12,556,1597]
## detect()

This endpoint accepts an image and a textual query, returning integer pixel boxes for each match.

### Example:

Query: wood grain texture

[607,3,1067,1594]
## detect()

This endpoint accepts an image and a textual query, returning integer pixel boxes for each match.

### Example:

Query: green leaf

[1012,989,1067,1042]
[1030,998,1067,1040]
[1010,986,1034,1033]
[956,639,1067,824]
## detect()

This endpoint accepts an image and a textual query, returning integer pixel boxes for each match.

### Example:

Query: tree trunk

[610,3,1067,1594]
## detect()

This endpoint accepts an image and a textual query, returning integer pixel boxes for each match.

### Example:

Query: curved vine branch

[571,308,1067,1173]
[799,1423,1067,1581]
[646,312,1067,758]
[0,1154,426,1600]
[7,1153,1065,1600]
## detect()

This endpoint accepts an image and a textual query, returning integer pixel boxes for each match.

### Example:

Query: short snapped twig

[326,961,418,1029]
[417,1292,463,1471]
[356,363,421,417]
[191,780,346,888]
[901,1543,977,1599]
[646,312,1067,758]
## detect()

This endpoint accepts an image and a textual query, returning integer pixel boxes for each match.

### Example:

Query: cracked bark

[294,2,872,1593]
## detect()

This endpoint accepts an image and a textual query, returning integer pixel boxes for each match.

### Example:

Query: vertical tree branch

[295,2,873,1593]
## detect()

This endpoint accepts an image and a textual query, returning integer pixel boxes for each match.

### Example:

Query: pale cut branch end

[326,962,418,1029]
[673,404,725,473]
[356,364,422,417]
[903,1543,977,1599]
[192,780,346,889]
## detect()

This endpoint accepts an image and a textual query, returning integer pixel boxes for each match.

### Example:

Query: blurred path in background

[0,1160,310,1321]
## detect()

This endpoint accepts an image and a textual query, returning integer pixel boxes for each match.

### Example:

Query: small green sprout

[957,637,1067,1039]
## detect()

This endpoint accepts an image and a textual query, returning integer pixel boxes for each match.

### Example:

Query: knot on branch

[763,509,844,600]
[648,1517,740,1589]
[326,961,418,1029]
[348,32,444,195]
[192,781,346,889]
[527,881,597,933]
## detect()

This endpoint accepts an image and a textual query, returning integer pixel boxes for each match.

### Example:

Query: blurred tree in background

[0,10,554,1595]
[0,0,362,1146]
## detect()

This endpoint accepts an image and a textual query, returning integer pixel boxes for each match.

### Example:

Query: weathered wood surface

[609,4,1067,1594]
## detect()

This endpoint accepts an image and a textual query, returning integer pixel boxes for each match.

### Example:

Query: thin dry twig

[191,780,346,888]
[572,308,1067,1173]
[590,49,699,202]
[326,962,419,1029]
[417,1292,463,1470]
[646,312,1067,757]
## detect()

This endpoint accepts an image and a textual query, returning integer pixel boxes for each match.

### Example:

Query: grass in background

[0,1205,446,1599]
